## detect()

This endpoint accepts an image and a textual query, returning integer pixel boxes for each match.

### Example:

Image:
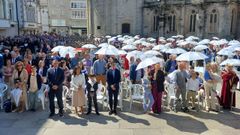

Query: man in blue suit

[106,61,121,115]
[130,58,144,84]
[47,59,65,117]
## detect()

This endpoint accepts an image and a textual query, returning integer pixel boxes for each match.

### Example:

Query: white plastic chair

[97,83,107,110]
[124,79,133,98]
[129,84,144,111]
[37,84,49,110]
[165,83,176,110]
[54,85,68,111]
[0,83,8,109]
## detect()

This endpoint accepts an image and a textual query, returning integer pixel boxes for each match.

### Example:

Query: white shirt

[71,74,86,90]
[186,78,200,91]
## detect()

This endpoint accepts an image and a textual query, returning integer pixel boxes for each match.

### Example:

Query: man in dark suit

[47,59,65,117]
[106,61,121,115]
[129,58,144,84]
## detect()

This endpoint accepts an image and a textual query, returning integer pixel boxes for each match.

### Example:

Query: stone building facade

[88,0,144,36]
[143,0,240,39]
[90,0,240,39]
[48,0,87,35]
[0,0,41,36]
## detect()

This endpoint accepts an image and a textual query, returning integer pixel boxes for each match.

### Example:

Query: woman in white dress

[71,65,86,116]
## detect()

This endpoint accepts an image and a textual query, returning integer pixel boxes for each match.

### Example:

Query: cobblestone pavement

[0,92,240,135]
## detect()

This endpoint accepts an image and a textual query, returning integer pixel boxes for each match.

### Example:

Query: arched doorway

[122,23,130,34]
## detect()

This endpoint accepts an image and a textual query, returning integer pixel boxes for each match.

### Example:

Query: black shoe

[49,113,55,118]
[109,111,113,115]
[182,107,189,112]
[191,107,196,110]
[86,112,91,115]
[96,112,100,115]
[30,109,36,112]
[173,108,178,113]
[113,110,117,115]
[59,113,63,117]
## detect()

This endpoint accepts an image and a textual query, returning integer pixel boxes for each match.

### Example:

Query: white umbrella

[59,46,76,58]
[139,38,146,41]
[194,45,208,51]
[117,35,122,38]
[134,35,140,39]
[217,48,234,56]
[152,45,169,51]
[159,37,165,40]
[209,40,220,46]
[228,40,240,46]
[133,40,142,45]
[220,59,240,66]
[51,45,65,52]
[118,50,127,55]
[147,37,156,42]
[198,39,210,45]
[95,45,119,55]
[144,50,162,56]
[166,48,187,54]
[171,36,178,39]
[167,38,175,42]
[136,57,164,70]
[126,50,144,61]
[123,38,135,44]
[224,46,240,52]
[142,42,154,47]
[186,36,199,41]
[122,44,137,50]
[188,41,198,46]
[234,47,240,52]
[178,41,189,46]
[176,52,208,61]
[98,43,109,48]
[177,35,184,39]
[82,44,97,49]
[105,35,111,38]
[219,39,228,45]
[212,37,219,40]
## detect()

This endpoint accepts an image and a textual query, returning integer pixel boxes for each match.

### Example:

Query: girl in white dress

[71,66,86,116]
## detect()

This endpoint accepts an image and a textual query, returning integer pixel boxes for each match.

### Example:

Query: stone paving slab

[0,91,239,135]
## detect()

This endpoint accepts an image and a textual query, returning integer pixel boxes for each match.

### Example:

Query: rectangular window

[9,3,14,21]
[153,16,156,31]
[190,14,196,32]
[169,15,176,32]
[173,15,176,31]
[26,7,35,22]
[71,10,86,19]
[71,1,87,9]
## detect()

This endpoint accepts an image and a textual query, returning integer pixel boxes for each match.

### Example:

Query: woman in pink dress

[3,59,14,87]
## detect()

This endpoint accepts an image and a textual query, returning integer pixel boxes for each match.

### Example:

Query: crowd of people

[0,33,239,118]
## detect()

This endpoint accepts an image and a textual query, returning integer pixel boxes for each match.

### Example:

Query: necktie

[54,68,57,79]
[112,68,115,78]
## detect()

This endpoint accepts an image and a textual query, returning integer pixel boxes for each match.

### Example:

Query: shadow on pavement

[118,111,150,125]
[150,112,208,134]
[189,109,240,129]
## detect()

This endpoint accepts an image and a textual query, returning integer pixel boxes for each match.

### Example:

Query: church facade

[88,0,240,39]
